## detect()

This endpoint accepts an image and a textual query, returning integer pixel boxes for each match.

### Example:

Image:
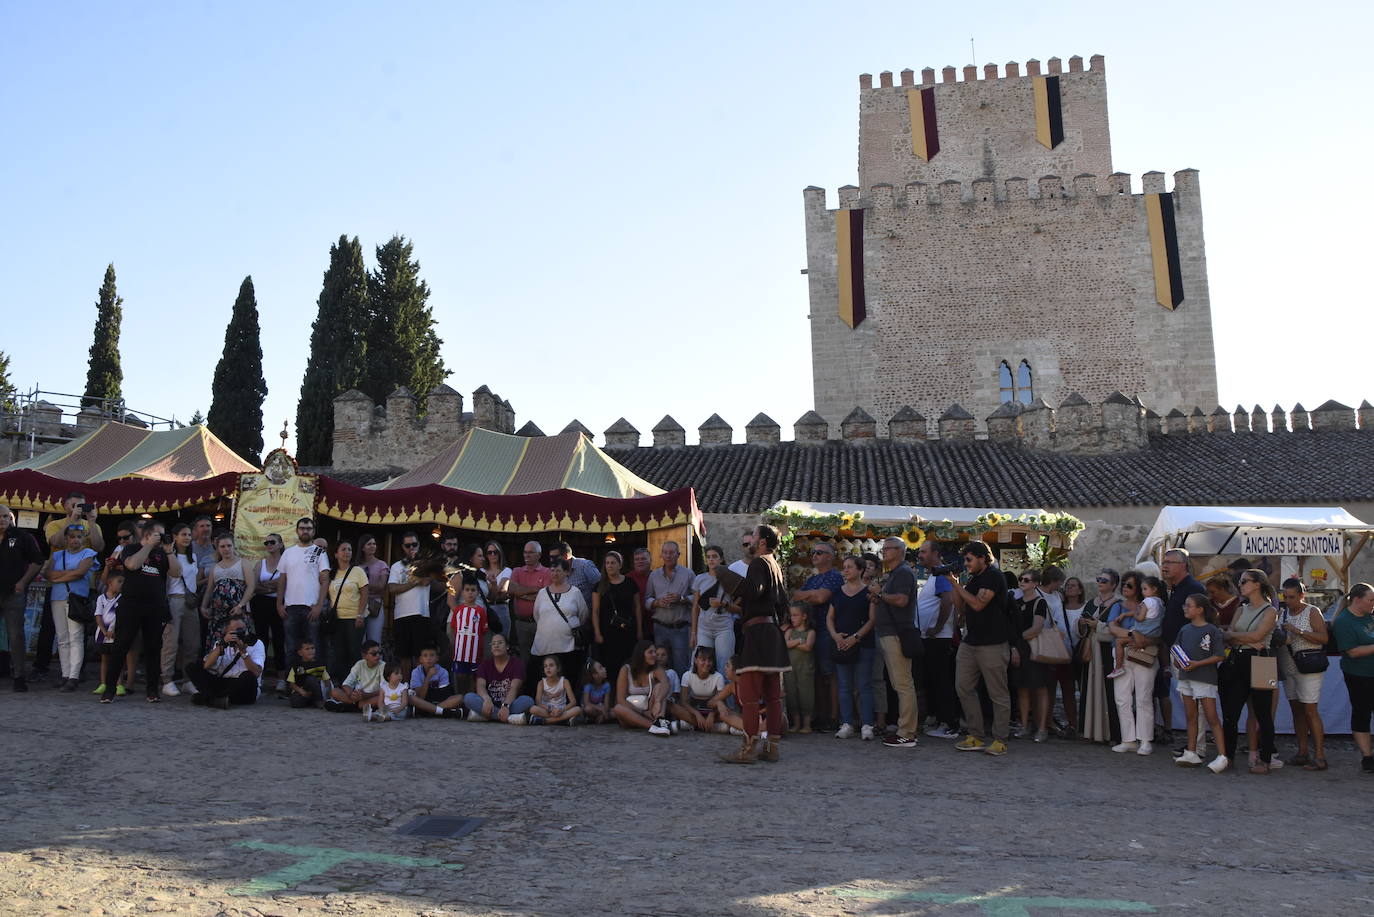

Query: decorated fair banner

[233,449,318,562]
[1239,530,1343,557]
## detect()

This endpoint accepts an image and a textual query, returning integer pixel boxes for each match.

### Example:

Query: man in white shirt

[276,517,331,669]
[387,531,434,675]
[915,541,959,739]
[186,616,265,708]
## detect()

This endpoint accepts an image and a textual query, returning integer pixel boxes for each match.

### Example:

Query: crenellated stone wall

[330,384,515,471]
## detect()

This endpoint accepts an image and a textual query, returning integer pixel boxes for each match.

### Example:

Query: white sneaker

[1207,755,1230,774]
[925,725,960,739]
[648,718,670,736]
[160,682,181,697]
[728,726,745,737]
[669,720,680,735]
[676,719,694,732]
[1174,750,1203,767]
[468,712,487,722]
[1269,757,1285,770]
[275,678,287,693]
[835,723,855,739]
[508,713,527,725]
[861,725,876,741]
[1107,667,1126,679]
[182,680,198,696]
[1136,741,1154,756]
[364,707,374,722]
[1111,741,1140,754]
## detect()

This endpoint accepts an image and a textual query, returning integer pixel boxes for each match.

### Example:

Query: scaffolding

[0,386,179,463]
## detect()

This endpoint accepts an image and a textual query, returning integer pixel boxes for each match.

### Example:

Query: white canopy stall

[1138,506,1374,736]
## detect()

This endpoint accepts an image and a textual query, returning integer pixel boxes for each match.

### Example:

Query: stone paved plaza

[1,687,1370,917]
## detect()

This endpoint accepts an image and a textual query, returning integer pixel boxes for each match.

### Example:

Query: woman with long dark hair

[593,550,639,688]
[249,533,287,693]
[1078,568,1123,744]
[1221,570,1278,774]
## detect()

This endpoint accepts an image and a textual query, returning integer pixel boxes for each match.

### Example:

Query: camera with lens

[78,502,94,519]
[931,562,959,576]
[160,532,174,546]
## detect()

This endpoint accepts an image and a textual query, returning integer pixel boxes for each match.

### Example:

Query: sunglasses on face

[403,542,418,549]
[1095,577,1112,584]
[1019,577,1035,584]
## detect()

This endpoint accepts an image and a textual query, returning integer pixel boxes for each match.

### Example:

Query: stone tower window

[999,360,1034,404]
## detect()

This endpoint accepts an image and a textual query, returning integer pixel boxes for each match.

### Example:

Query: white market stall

[1137,506,1374,735]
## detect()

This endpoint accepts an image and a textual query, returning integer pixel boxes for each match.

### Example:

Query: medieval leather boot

[719,733,759,764]
[759,735,780,763]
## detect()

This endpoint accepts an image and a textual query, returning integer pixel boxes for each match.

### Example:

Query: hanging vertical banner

[1145,192,1184,309]
[907,87,939,161]
[1033,75,1064,149]
[835,209,866,329]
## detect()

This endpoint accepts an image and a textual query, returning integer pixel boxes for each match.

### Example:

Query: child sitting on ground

[1173,593,1229,773]
[1109,577,1165,679]
[783,603,816,733]
[410,643,465,717]
[446,580,487,698]
[680,646,725,733]
[368,662,410,721]
[580,661,612,724]
[529,656,582,725]
[327,640,384,711]
[711,656,746,736]
[92,570,123,699]
[287,639,331,708]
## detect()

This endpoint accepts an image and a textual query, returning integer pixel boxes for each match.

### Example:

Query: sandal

[1288,754,1311,767]
[1303,757,1328,771]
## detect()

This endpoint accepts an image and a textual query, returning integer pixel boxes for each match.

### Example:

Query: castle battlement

[331,384,514,471]
[859,54,1105,90]
[806,168,1199,212]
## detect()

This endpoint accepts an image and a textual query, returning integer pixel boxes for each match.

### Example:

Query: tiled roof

[613,431,1374,514]
[301,467,393,487]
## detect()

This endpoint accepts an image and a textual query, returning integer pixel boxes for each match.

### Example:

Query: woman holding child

[1107,571,1161,755]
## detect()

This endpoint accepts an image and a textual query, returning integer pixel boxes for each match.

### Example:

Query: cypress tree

[363,235,449,414]
[83,264,124,408]
[188,409,205,426]
[0,350,14,412]
[296,235,369,465]
[207,276,268,464]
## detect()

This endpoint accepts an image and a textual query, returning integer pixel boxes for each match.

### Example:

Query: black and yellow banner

[1033,75,1064,149]
[1145,192,1184,309]
[906,87,939,161]
[835,209,866,329]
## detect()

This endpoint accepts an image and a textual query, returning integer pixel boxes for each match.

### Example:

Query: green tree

[363,235,448,414]
[189,409,205,426]
[206,276,268,463]
[0,350,15,412]
[83,264,124,408]
[296,235,369,465]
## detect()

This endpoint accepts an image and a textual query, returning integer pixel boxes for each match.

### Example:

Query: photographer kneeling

[186,615,264,708]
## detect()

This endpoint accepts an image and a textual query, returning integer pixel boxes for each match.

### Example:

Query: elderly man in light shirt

[644,541,694,675]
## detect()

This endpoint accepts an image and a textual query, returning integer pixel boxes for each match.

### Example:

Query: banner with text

[233,449,318,563]
[1240,530,1343,557]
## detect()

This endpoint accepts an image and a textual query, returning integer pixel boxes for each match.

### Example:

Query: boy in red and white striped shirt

[447,580,488,697]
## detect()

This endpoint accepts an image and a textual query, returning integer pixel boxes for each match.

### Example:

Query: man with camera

[185,615,264,708]
[104,519,180,702]
[950,541,1013,756]
[44,491,105,552]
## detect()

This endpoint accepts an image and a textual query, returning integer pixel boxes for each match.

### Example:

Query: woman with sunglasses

[356,534,390,646]
[1078,569,1123,744]
[1107,571,1161,755]
[250,534,287,692]
[1222,570,1279,774]
[480,541,513,641]
[1011,569,1052,742]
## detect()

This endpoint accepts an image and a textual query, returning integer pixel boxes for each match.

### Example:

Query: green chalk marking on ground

[228,840,463,896]
[831,889,1155,916]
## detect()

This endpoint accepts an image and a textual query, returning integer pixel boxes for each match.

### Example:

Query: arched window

[998,360,1034,404]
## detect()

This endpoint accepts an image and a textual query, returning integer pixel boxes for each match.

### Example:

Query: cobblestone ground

[1,685,1370,917]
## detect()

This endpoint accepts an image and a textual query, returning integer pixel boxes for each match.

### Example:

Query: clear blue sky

[3,1,1370,456]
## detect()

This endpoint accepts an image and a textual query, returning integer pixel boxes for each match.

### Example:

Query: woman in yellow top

[326,540,370,682]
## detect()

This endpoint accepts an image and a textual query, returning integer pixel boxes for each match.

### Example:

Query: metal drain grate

[396,815,486,839]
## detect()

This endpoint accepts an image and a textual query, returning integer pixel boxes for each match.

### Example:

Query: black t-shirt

[122,547,170,606]
[1163,575,1205,646]
[963,566,1011,645]
[0,529,42,593]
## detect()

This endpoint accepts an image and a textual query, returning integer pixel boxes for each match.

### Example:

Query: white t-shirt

[381,681,410,714]
[211,639,267,691]
[166,553,198,596]
[390,561,431,619]
[917,576,954,638]
[682,670,724,703]
[280,544,331,606]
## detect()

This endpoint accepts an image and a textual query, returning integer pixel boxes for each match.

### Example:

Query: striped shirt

[449,603,487,665]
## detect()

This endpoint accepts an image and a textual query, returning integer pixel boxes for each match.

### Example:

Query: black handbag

[887,604,924,659]
[547,587,592,651]
[1291,647,1329,674]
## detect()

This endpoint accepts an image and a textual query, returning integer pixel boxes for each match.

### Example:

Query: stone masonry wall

[331,384,514,472]
[807,170,1218,435]
[858,56,1112,189]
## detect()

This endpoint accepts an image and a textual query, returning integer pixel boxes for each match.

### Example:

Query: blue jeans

[463,692,533,720]
[284,605,319,669]
[836,646,877,727]
[654,623,691,676]
[695,613,735,672]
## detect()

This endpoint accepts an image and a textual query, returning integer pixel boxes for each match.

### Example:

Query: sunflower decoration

[838,512,857,534]
[901,526,926,551]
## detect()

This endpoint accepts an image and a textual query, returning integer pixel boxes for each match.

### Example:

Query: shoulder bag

[547,587,592,651]
[61,552,95,625]
[1029,600,1071,665]
[324,564,358,628]
[883,589,923,660]
[1290,607,1330,674]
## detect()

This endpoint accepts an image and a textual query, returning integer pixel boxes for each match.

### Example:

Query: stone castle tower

[805,55,1218,433]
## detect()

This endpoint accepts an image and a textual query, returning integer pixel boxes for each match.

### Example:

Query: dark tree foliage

[83,264,124,408]
[363,235,448,414]
[206,276,267,463]
[296,236,369,465]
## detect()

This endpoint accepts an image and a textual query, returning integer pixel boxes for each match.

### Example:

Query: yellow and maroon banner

[233,449,318,562]
[906,87,939,161]
[1145,192,1184,310]
[1033,75,1064,149]
[835,208,866,329]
